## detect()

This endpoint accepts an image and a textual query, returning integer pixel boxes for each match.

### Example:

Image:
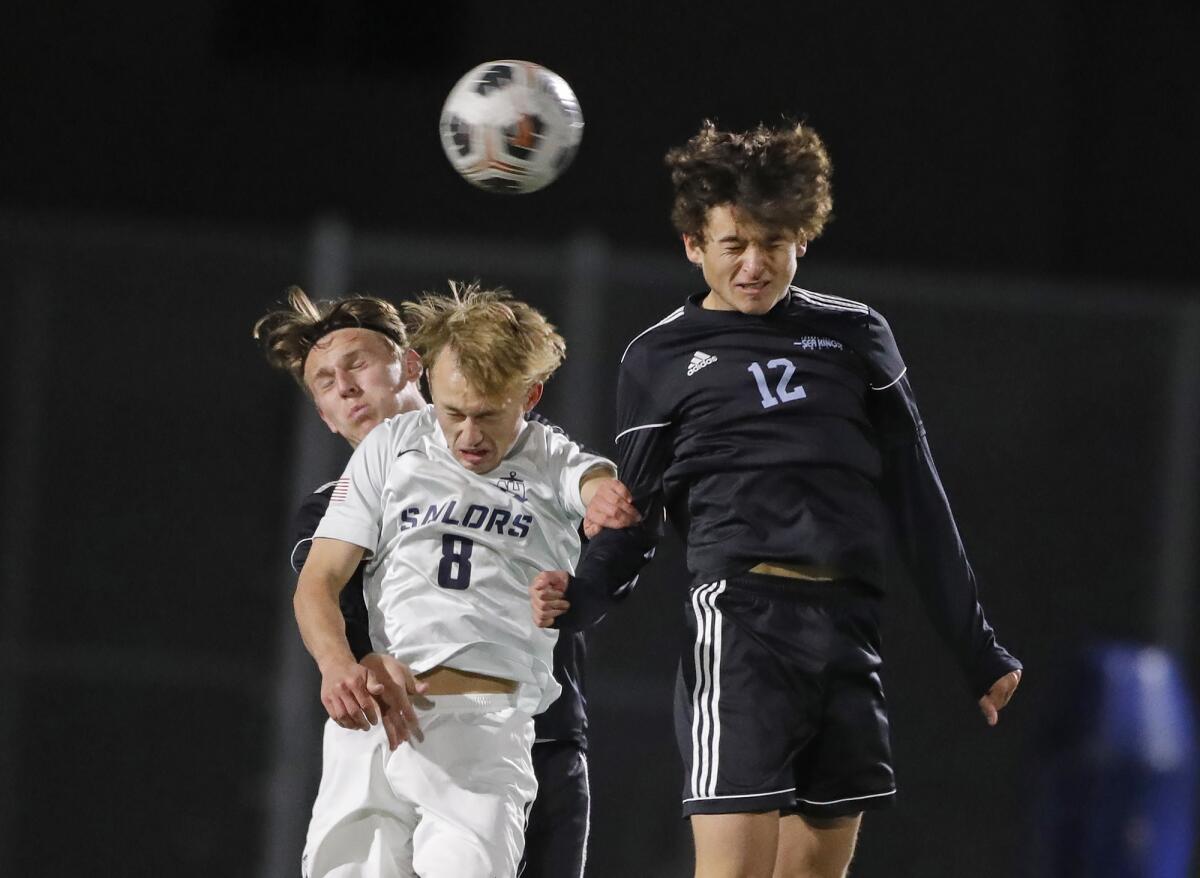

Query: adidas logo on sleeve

[687,351,718,376]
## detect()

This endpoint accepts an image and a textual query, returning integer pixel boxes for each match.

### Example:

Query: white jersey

[315,405,613,714]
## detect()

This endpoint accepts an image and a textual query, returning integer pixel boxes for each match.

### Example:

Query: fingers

[381,712,408,751]
[362,654,426,748]
[584,481,642,536]
[323,687,379,731]
[532,594,570,627]
[532,571,569,592]
[980,697,999,726]
[321,663,383,731]
[530,571,571,627]
[352,674,381,727]
[978,670,1022,726]
[391,662,425,745]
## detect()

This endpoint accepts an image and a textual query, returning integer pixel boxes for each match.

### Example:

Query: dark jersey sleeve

[290,486,373,662]
[557,342,670,629]
[867,318,1023,698]
[523,413,595,744]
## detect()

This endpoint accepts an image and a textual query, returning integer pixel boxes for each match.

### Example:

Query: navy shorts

[676,573,896,819]
[519,740,589,877]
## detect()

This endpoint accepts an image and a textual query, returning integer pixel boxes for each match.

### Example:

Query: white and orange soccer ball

[439,60,584,194]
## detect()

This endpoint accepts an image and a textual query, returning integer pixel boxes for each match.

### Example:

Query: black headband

[300,315,406,367]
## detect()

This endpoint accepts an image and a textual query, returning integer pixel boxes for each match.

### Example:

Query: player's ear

[403,348,423,383]
[524,382,544,412]
[796,235,808,260]
[683,234,704,266]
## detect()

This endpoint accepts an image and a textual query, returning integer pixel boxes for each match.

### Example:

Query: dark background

[1,3,1197,876]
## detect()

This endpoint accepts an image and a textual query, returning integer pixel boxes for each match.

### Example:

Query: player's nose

[740,245,766,275]
[335,369,360,396]
[460,418,484,445]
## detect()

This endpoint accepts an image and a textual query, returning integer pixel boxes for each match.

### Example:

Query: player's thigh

[691,811,780,878]
[677,578,824,815]
[789,599,895,819]
[774,813,861,878]
[401,694,537,878]
[304,721,417,878]
[521,740,590,878]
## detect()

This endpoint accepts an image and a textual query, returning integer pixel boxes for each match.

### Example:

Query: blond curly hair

[404,282,565,399]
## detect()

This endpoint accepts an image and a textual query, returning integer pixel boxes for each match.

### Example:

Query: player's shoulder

[788,285,878,320]
[295,482,334,529]
[620,302,689,363]
[786,287,905,384]
[375,404,436,443]
[524,410,569,439]
[787,286,895,338]
[292,480,337,569]
[519,412,580,458]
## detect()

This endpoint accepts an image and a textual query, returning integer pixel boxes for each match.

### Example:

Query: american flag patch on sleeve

[330,477,350,503]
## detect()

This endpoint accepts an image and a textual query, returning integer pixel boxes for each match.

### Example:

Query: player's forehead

[703,204,792,243]
[429,350,521,414]
[303,328,394,379]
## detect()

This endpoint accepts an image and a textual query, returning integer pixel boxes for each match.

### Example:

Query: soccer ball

[439,60,584,194]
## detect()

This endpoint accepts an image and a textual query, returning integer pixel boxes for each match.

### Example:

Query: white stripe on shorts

[690,579,727,800]
[579,752,591,878]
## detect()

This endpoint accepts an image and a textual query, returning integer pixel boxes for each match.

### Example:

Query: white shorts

[302,692,537,878]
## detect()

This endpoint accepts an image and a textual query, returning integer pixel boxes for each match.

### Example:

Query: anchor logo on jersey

[496,471,528,503]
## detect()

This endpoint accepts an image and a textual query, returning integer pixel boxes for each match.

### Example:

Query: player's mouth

[349,403,371,421]
[458,447,491,468]
[736,280,770,295]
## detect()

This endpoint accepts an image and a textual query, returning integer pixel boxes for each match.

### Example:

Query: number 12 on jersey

[748,359,807,409]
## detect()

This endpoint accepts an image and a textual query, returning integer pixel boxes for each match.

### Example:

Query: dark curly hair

[252,286,408,390]
[665,120,833,243]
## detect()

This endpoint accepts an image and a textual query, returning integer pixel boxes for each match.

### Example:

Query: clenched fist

[530,570,571,628]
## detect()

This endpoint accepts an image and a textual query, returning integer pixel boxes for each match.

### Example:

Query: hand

[978,669,1022,726]
[319,658,383,731]
[531,571,571,628]
[583,478,641,539]
[360,653,429,749]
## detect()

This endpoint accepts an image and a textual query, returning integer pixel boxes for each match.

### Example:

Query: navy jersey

[572,287,1021,698]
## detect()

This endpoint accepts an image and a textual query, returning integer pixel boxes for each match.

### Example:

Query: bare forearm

[294,576,357,672]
